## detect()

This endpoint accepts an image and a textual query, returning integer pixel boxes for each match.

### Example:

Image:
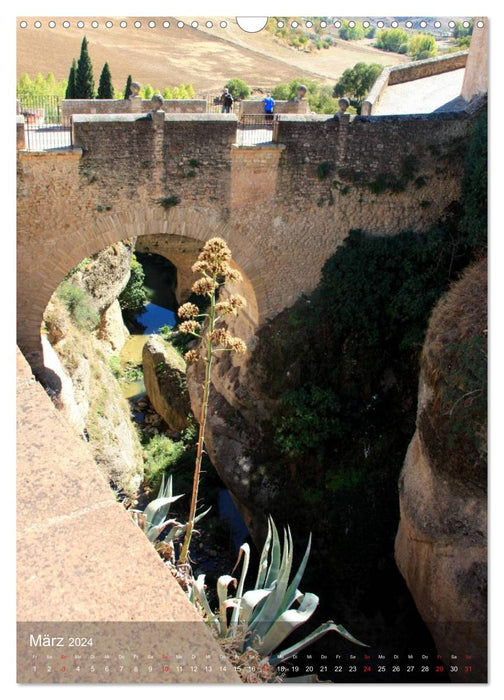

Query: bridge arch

[17,204,260,372]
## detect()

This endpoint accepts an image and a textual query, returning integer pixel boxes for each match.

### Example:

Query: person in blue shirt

[263,93,275,122]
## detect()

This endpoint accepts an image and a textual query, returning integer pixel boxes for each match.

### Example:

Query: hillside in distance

[16,16,408,95]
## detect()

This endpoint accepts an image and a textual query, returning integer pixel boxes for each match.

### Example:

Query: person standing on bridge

[221,89,234,113]
[263,93,275,123]
[335,97,350,119]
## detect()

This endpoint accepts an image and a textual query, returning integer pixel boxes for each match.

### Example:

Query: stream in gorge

[118,252,249,574]
[119,252,178,400]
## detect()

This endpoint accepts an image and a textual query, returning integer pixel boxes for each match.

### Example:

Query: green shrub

[409,34,438,60]
[224,78,250,100]
[457,36,471,48]
[375,28,409,53]
[119,254,148,315]
[334,62,382,108]
[274,384,341,456]
[108,355,122,378]
[339,20,365,41]
[57,281,100,331]
[17,71,68,99]
[459,114,487,250]
[453,19,474,38]
[157,195,181,209]
[142,434,185,492]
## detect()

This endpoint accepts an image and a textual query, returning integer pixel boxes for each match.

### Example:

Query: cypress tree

[75,36,94,99]
[97,62,114,99]
[123,74,132,99]
[65,59,77,99]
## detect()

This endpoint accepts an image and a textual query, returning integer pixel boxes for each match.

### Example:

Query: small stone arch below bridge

[18,205,261,373]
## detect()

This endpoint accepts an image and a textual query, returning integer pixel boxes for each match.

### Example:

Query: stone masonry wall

[387,51,468,86]
[17,104,484,367]
[238,99,309,116]
[62,98,206,117]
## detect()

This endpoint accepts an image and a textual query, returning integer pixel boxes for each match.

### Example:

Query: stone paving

[374,68,466,115]
[16,347,239,682]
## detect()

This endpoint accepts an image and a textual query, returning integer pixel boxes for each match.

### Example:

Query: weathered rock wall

[395,259,487,681]
[42,241,144,494]
[142,335,191,433]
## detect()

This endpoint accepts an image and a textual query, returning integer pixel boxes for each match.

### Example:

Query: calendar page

[15,3,488,688]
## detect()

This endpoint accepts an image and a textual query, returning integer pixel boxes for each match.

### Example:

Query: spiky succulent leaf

[192,574,220,632]
[281,533,312,612]
[230,543,250,629]
[144,494,183,529]
[264,517,282,589]
[217,575,237,637]
[239,588,273,627]
[248,528,294,640]
[267,621,368,666]
[158,473,173,500]
[146,518,180,542]
[255,592,319,656]
[162,505,212,542]
[255,518,273,590]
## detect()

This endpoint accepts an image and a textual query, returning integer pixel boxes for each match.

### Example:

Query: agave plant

[191,516,366,667]
[131,474,210,547]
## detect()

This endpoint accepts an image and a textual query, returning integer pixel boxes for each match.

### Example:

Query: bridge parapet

[362,51,468,115]
[238,98,309,117]
[17,102,485,366]
[62,98,207,118]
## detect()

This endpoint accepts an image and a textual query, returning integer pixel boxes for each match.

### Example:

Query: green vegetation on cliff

[119,254,149,317]
[249,111,487,614]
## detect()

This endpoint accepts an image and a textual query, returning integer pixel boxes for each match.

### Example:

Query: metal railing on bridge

[205,94,239,114]
[17,95,73,151]
[236,114,277,146]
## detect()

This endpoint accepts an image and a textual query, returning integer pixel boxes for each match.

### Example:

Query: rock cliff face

[142,335,191,433]
[42,240,144,494]
[394,258,487,681]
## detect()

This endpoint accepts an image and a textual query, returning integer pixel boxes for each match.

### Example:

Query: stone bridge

[17,98,484,371]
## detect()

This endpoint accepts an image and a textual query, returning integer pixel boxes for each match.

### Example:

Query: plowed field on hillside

[17,16,407,94]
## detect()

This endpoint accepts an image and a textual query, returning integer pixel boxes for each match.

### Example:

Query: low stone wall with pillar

[63,98,206,118]
[16,115,25,150]
[238,99,309,117]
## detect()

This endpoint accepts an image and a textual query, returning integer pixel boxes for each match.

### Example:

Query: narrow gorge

[38,108,487,683]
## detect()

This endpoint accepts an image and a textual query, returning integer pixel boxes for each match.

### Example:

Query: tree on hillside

[375,28,409,53]
[272,77,339,114]
[224,78,250,100]
[339,20,365,41]
[97,62,114,99]
[142,84,155,99]
[123,74,132,99]
[65,59,77,99]
[453,19,474,38]
[17,72,67,99]
[75,36,95,99]
[408,34,438,60]
[334,62,382,109]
